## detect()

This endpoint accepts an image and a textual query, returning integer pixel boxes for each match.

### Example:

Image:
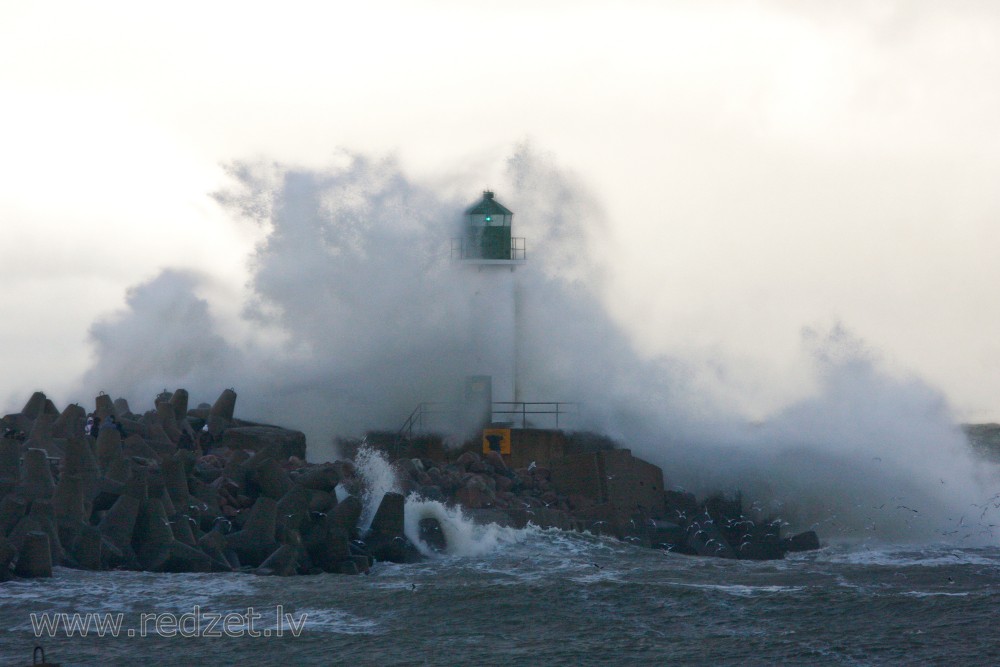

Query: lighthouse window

[485,216,492,223]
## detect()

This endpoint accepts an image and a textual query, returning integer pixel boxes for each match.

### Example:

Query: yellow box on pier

[482,428,511,455]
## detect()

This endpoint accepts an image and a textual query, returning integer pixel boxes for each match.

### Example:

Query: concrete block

[14,531,52,577]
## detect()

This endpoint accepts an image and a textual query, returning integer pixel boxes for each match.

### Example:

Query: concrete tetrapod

[210,388,237,422]
[0,495,28,536]
[161,454,191,508]
[26,413,56,452]
[134,498,214,572]
[304,495,359,573]
[291,463,340,492]
[21,392,48,421]
[73,524,103,571]
[366,492,420,564]
[155,401,182,444]
[52,473,86,533]
[14,531,52,578]
[61,437,100,505]
[256,530,303,577]
[197,525,237,571]
[225,496,279,567]
[169,513,198,547]
[17,448,55,501]
[97,469,147,562]
[0,439,21,497]
[95,428,127,482]
[113,398,131,418]
[168,389,189,424]
[140,412,174,452]
[0,536,17,581]
[276,485,312,533]
[52,403,86,439]
[28,499,64,563]
[94,393,114,420]
[249,457,292,500]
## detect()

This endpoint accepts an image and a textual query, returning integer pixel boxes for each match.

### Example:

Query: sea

[2,499,999,667]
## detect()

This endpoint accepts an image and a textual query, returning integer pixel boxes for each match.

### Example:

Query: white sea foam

[819,544,997,567]
[672,583,806,597]
[403,496,526,557]
[1,570,257,612]
[273,607,380,635]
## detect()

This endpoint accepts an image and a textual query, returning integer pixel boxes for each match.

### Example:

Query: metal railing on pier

[490,402,579,429]
[397,401,579,440]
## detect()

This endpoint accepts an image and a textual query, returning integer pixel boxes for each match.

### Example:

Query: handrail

[450,237,526,261]
[397,402,460,440]
[490,402,579,429]
[398,401,579,439]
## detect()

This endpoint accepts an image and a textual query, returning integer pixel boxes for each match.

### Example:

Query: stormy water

[8,149,1000,664]
[2,516,1000,666]
[5,444,1000,666]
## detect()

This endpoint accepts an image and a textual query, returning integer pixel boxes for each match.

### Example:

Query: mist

[72,144,999,543]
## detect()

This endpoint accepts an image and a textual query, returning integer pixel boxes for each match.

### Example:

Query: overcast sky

[3,1,1000,427]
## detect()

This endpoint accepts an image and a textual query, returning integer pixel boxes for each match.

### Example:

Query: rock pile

[0,389,413,579]
[1,388,820,580]
[386,446,820,561]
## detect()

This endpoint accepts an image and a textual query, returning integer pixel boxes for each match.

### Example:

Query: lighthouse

[452,191,525,427]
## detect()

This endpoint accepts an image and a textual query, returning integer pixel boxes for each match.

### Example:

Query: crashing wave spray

[353,445,401,533]
[659,326,1000,544]
[351,445,525,555]
[403,496,526,557]
[73,145,1000,547]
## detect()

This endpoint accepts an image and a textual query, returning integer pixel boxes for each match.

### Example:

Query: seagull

[528,461,536,471]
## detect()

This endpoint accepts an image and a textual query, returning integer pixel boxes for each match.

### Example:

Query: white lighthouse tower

[452,191,526,427]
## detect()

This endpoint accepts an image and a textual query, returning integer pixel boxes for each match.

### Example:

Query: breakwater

[1,388,818,581]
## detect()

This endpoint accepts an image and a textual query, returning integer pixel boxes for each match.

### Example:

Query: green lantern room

[452,191,525,264]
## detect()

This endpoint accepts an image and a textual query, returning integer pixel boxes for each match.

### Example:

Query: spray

[71,145,999,545]
[352,445,401,533]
